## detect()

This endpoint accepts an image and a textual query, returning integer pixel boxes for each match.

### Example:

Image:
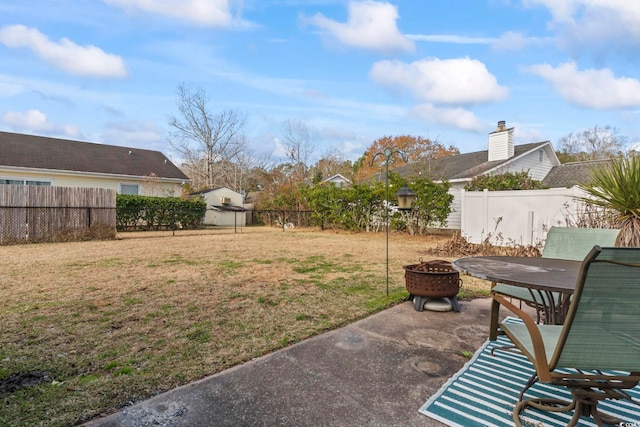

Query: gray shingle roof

[395,141,549,181]
[0,131,189,181]
[541,159,612,188]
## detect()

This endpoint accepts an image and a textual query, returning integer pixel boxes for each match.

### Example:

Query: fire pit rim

[403,259,461,298]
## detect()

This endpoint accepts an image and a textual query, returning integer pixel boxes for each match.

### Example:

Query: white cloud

[102,120,165,148]
[528,61,640,109]
[492,31,551,52]
[307,0,414,53]
[370,57,508,105]
[337,139,365,160]
[3,109,49,129]
[0,81,24,97]
[272,137,288,158]
[523,0,577,22]
[2,109,81,138]
[0,25,127,78]
[103,0,234,27]
[407,34,496,44]
[524,1,640,50]
[524,0,640,24]
[407,31,552,52]
[410,104,484,132]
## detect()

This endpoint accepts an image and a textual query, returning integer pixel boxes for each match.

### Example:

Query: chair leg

[513,394,622,427]
[513,398,576,427]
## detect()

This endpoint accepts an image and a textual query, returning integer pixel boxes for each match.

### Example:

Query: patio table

[451,256,582,339]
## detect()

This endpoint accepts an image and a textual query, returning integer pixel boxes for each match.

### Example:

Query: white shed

[191,187,247,227]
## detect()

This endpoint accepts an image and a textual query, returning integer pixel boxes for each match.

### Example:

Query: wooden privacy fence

[0,185,117,245]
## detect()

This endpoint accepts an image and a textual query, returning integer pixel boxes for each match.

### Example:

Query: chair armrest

[492,283,557,306]
[494,294,552,382]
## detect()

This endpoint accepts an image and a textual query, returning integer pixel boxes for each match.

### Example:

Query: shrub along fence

[116,194,206,231]
[0,185,117,245]
[249,210,313,229]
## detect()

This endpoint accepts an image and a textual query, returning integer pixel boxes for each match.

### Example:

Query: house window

[0,179,24,185]
[0,178,51,186]
[120,184,139,195]
[539,150,544,162]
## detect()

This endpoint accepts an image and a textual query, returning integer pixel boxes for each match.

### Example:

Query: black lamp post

[371,148,415,296]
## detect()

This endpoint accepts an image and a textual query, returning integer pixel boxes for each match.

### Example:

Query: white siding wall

[437,186,462,230]
[204,210,246,227]
[202,188,243,207]
[0,168,183,196]
[493,148,554,181]
[488,129,514,161]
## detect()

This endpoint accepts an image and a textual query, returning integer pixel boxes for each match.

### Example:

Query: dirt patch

[0,371,51,397]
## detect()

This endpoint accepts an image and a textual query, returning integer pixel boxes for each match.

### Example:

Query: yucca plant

[578,154,640,247]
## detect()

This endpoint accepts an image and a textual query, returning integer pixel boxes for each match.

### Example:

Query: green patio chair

[497,246,640,426]
[489,226,620,340]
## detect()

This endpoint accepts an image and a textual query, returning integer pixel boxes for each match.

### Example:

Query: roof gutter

[0,165,191,184]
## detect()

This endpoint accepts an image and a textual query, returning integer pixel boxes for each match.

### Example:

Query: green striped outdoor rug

[419,318,640,426]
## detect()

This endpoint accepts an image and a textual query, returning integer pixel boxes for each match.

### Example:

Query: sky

[1,0,640,165]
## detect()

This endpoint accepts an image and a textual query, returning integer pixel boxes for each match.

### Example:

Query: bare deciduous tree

[280,119,316,177]
[168,83,247,190]
[212,146,274,194]
[309,148,353,183]
[557,125,627,163]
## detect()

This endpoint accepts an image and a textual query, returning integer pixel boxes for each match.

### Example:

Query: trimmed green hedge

[116,194,206,231]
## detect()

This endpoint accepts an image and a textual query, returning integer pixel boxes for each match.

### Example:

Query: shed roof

[210,205,247,212]
[0,131,189,181]
[189,187,242,196]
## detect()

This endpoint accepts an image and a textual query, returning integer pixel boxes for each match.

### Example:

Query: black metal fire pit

[403,260,461,312]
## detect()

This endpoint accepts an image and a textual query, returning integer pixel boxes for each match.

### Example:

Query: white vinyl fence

[459,187,588,246]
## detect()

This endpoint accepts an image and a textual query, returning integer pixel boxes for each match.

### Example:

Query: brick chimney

[488,120,514,161]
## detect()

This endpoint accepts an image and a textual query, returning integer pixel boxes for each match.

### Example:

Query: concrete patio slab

[83,298,496,427]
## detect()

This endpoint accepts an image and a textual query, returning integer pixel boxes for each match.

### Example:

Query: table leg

[489,295,501,341]
[528,290,572,325]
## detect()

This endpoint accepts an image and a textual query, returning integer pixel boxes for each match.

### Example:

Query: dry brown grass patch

[0,227,487,426]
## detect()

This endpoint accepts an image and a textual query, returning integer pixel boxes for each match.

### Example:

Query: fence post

[483,189,489,239]
[172,208,176,237]
[527,211,534,246]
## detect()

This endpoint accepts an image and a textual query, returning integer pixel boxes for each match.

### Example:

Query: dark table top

[451,256,582,292]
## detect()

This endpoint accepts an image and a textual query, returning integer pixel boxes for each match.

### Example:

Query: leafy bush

[300,172,454,235]
[390,174,453,234]
[116,195,206,231]
[302,181,385,232]
[464,171,547,191]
